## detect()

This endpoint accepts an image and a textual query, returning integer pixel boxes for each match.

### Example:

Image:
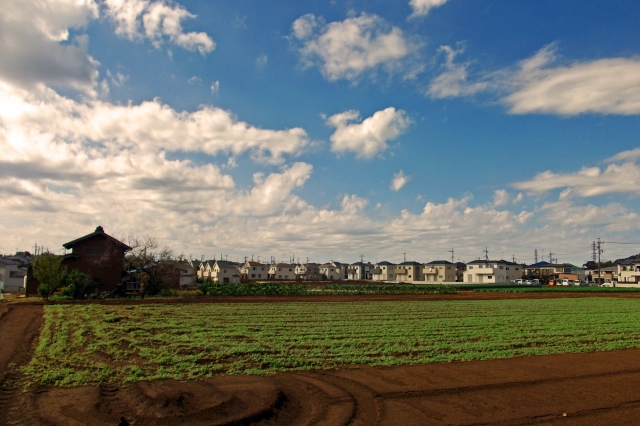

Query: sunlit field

[25,298,640,386]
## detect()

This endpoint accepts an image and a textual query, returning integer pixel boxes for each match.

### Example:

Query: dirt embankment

[4,298,640,425]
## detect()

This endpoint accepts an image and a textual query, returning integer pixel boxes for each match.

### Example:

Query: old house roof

[62,226,131,251]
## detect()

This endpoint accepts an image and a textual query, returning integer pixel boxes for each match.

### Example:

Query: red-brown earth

[3,293,640,425]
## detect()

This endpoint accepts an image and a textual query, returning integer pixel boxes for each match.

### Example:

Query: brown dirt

[4,297,640,425]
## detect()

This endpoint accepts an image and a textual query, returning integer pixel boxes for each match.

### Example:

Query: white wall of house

[268,264,295,280]
[423,262,456,283]
[0,260,26,292]
[371,262,396,281]
[464,261,522,283]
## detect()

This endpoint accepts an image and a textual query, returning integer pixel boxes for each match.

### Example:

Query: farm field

[24,298,640,386]
[4,296,640,425]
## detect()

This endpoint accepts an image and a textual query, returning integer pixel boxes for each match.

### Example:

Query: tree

[60,269,89,299]
[120,235,180,298]
[32,254,67,300]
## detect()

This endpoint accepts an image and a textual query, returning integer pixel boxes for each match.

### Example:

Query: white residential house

[347,262,372,280]
[212,261,241,284]
[464,260,523,283]
[395,261,423,282]
[198,260,215,281]
[268,263,296,280]
[176,261,197,287]
[423,261,456,283]
[370,261,396,281]
[319,262,347,280]
[296,263,321,280]
[0,258,27,293]
[616,257,640,284]
[241,261,269,281]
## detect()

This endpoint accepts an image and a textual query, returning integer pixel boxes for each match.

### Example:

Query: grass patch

[473,286,640,293]
[24,298,640,386]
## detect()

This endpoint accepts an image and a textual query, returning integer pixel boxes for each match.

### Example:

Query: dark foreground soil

[4,297,640,425]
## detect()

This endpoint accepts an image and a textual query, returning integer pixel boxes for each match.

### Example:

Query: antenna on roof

[483,247,489,263]
[360,253,364,263]
[448,248,454,264]
[403,251,406,262]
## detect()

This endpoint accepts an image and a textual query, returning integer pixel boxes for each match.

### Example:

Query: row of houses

[3,225,640,295]
[185,258,528,284]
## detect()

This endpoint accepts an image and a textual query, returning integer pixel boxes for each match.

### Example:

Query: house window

[468,266,473,269]
[9,271,26,278]
[253,267,256,270]
[488,276,493,279]
[439,275,443,278]
[506,267,510,270]
[83,247,102,255]
[251,274,255,278]
[223,270,226,273]
[499,266,504,269]
[409,275,412,278]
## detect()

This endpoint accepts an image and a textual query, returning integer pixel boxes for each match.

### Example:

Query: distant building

[464,260,522,283]
[0,258,27,293]
[347,262,372,280]
[268,263,296,280]
[423,260,456,283]
[370,261,396,281]
[26,226,131,296]
[241,261,268,281]
[395,261,423,282]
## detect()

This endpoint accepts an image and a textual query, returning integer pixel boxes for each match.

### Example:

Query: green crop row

[197,281,457,296]
[474,286,640,293]
[23,298,640,386]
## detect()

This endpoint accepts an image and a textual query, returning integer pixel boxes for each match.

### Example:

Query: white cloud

[504,45,640,115]
[103,0,215,54]
[187,76,202,85]
[293,13,411,81]
[0,0,100,92]
[409,0,450,18]
[210,80,220,94]
[391,170,411,191]
[493,189,510,206]
[428,45,488,98]
[430,43,640,116]
[256,55,268,68]
[605,147,640,164]
[292,13,319,40]
[327,107,411,159]
[512,157,640,198]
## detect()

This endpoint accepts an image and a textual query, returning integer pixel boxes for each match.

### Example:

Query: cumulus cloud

[512,159,640,198]
[409,0,450,18]
[327,107,411,159]
[391,170,411,191]
[103,0,215,54]
[292,13,411,81]
[210,80,220,94]
[0,0,100,91]
[428,45,488,98]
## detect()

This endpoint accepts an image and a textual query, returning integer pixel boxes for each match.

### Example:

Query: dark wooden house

[26,226,131,296]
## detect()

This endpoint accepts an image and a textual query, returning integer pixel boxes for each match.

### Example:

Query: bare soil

[3,294,640,425]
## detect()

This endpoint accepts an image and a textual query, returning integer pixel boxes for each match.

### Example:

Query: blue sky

[1,0,640,265]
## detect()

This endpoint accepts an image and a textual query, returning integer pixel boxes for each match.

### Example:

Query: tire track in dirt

[0,305,43,426]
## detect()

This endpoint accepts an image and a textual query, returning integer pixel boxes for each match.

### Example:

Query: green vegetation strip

[24,298,640,386]
[474,286,640,293]
[196,282,457,296]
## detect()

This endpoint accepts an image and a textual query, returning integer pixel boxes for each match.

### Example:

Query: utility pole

[534,249,538,264]
[403,251,407,262]
[591,241,597,263]
[597,238,603,285]
[512,254,516,263]
[360,253,364,263]
[449,248,454,264]
[483,247,489,263]
[548,251,554,263]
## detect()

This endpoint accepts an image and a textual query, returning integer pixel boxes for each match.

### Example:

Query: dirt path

[5,299,640,425]
[0,304,43,426]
